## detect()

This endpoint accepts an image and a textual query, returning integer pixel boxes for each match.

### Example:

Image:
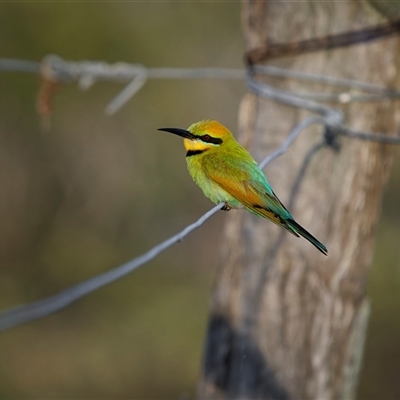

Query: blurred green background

[0,3,399,399]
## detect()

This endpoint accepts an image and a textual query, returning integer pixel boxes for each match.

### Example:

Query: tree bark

[198,2,400,399]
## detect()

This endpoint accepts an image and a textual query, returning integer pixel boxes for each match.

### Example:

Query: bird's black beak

[158,127,196,140]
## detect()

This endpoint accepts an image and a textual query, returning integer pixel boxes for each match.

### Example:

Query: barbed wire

[0,204,222,331]
[2,55,400,115]
[247,72,400,145]
[0,116,326,332]
[0,55,399,332]
[252,138,328,315]
[245,18,400,65]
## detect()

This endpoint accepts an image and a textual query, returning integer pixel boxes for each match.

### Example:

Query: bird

[158,120,327,255]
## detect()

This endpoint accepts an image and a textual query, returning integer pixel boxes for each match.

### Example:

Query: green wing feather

[203,149,328,255]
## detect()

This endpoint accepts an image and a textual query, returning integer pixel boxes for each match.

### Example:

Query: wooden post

[199,2,400,399]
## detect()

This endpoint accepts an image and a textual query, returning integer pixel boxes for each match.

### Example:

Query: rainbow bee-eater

[158,120,327,255]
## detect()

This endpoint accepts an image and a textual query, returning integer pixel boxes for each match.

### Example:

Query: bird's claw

[221,204,231,211]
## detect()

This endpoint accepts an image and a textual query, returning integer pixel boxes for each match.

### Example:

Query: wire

[0,55,399,332]
[0,116,329,332]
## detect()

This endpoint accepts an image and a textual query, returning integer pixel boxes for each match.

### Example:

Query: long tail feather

[286,218,328,256]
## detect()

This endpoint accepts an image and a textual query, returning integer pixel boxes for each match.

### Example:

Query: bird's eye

[200,134,223,145]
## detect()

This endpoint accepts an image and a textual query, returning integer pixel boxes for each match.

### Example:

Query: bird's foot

[221,203,231,211]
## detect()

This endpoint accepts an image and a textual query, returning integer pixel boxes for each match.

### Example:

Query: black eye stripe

[199,134,223,145]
